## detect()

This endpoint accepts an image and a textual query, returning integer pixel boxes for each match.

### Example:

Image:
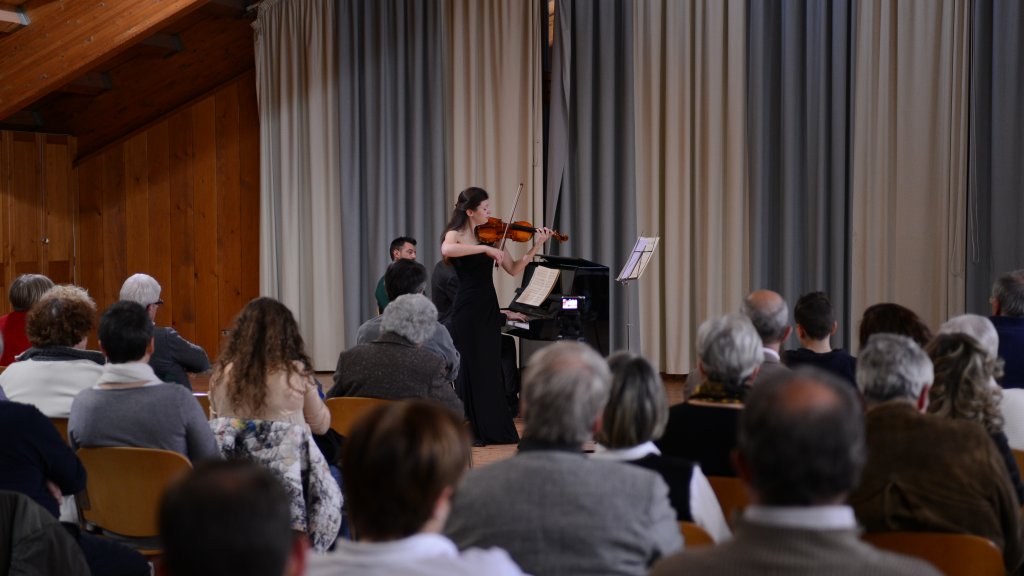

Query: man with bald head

[652,369,938,576]
[741,290,791,386]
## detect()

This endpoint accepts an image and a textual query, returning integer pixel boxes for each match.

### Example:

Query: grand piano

[504,255,610,357]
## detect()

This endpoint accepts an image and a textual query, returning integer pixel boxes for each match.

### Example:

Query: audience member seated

[990,269,1024,389]
[431,258,458,326]
[375,236,418,313]
[330,294,463,416]
[307,401,525,576]
[741,289,792,386]
[0,400,149,576]
[355,259,459,382]
[209,297,330,435]
[444,342,681,575]
[849,334,1023,573]
[657,314,762,476]
[939,314,1024,449]
[158,460,307,576]
[0,285,105,417]
[0,491,90,576]
[858,302,933,349]
[925,332,1024,502]
[0,274,53,366]
[783,291,856,386]
[68,301,219,462]
[208,297,339,551]
[120,273,210,389]
[591,352,730,542]
[652,369,939,576]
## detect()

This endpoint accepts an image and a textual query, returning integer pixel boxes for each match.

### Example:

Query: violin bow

[495,182,524,267]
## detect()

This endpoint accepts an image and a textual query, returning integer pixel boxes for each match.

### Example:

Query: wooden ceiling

[0,0,257,159]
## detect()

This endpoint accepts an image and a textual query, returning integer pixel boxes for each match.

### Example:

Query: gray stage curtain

[967,0,1024,313]
[549,0,637,353]
[337,0,449,343]
[746,0,853,349]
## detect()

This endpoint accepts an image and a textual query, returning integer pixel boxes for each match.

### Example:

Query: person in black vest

[591,352,730,542]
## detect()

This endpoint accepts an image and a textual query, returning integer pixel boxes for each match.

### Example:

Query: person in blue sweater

[0,399,148,576]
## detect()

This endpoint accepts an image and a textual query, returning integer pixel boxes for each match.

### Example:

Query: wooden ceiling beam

[0,0,208,120]
[0,3,29,33]
[59,73,113,96]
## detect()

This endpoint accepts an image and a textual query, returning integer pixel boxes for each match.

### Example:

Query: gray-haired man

[653,369,939,576]
[742,289,792,386]
[120,273,210,390]
[444,342,682,575]
[850,334,1023,573]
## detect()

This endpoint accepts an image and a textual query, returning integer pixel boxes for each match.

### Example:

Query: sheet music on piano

[513,266,560,307]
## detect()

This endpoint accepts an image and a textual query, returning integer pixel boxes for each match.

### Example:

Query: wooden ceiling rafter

[0,0,210,120]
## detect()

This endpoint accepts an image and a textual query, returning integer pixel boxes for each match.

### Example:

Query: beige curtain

[850,0,969,347]
[446,0,543,306]
[633,0,748,374]
[255,0,345,369]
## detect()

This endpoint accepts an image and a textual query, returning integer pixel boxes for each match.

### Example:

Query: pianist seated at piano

[329,294,464,418]
[355,259,460,383]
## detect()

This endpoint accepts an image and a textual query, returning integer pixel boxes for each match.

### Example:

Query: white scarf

[95,362,163,388]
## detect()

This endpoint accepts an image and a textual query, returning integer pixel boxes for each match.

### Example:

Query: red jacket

[0,311,31,366]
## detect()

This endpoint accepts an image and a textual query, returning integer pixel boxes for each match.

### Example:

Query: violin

[475,217,569,244]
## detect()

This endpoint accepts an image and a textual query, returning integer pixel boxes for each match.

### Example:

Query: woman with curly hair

[926,332,1024,502]
[0,285,105,417]
[208,297,330,434]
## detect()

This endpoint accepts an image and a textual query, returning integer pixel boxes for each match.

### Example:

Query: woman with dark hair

[858,302,932,350]
[926,333,1024,503]
[441,187,552,445]
[208,297,339,552]
[0,273,54,365]
[209,297,329,434]
[592,352,730,542]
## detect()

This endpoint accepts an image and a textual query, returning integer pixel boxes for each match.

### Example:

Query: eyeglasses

[152,300,165,306]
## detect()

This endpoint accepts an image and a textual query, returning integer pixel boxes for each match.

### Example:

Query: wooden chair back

[862,532,1003,576]
[678,521,715,547]
[193,393,211,420]
[707,476,749,529]
[50,417,70,445]
[77,447,192,538]
[325,397,393,437]
[1012,449,1024,481]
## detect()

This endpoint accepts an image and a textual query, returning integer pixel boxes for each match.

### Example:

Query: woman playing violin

[441,187,553,445]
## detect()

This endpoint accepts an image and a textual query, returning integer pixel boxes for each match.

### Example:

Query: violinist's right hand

[486,246,505,266]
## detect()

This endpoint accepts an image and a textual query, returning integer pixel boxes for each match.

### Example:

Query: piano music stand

[617,237,659,352]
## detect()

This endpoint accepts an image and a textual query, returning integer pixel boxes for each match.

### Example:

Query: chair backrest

[325,397,393,437]
[77,447,192,538]
[50,417,70,445]
[678,521,715,547]
[707,476,749,529]
[193,393,211,420]
[1013,449,1024,482]
[863,532,1003,576]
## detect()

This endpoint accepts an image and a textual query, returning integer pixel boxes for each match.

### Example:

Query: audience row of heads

[155,342,867,576]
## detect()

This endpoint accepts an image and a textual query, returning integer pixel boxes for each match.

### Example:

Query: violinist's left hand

[535,227,554,245]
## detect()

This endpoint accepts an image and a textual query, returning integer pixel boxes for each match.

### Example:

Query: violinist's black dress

[449,251,519,444]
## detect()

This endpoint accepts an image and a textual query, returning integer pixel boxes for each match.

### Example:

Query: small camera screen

[561,297,579,310]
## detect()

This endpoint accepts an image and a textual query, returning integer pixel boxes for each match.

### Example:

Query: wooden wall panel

[0,132,76,315]
[74,72,260,360]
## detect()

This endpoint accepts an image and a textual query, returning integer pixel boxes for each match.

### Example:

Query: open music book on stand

[617,237,660,351]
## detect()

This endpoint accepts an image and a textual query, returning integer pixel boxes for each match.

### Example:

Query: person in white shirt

[938,314,1024,448]
[591,351,730,543]
[305,400,524,576]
